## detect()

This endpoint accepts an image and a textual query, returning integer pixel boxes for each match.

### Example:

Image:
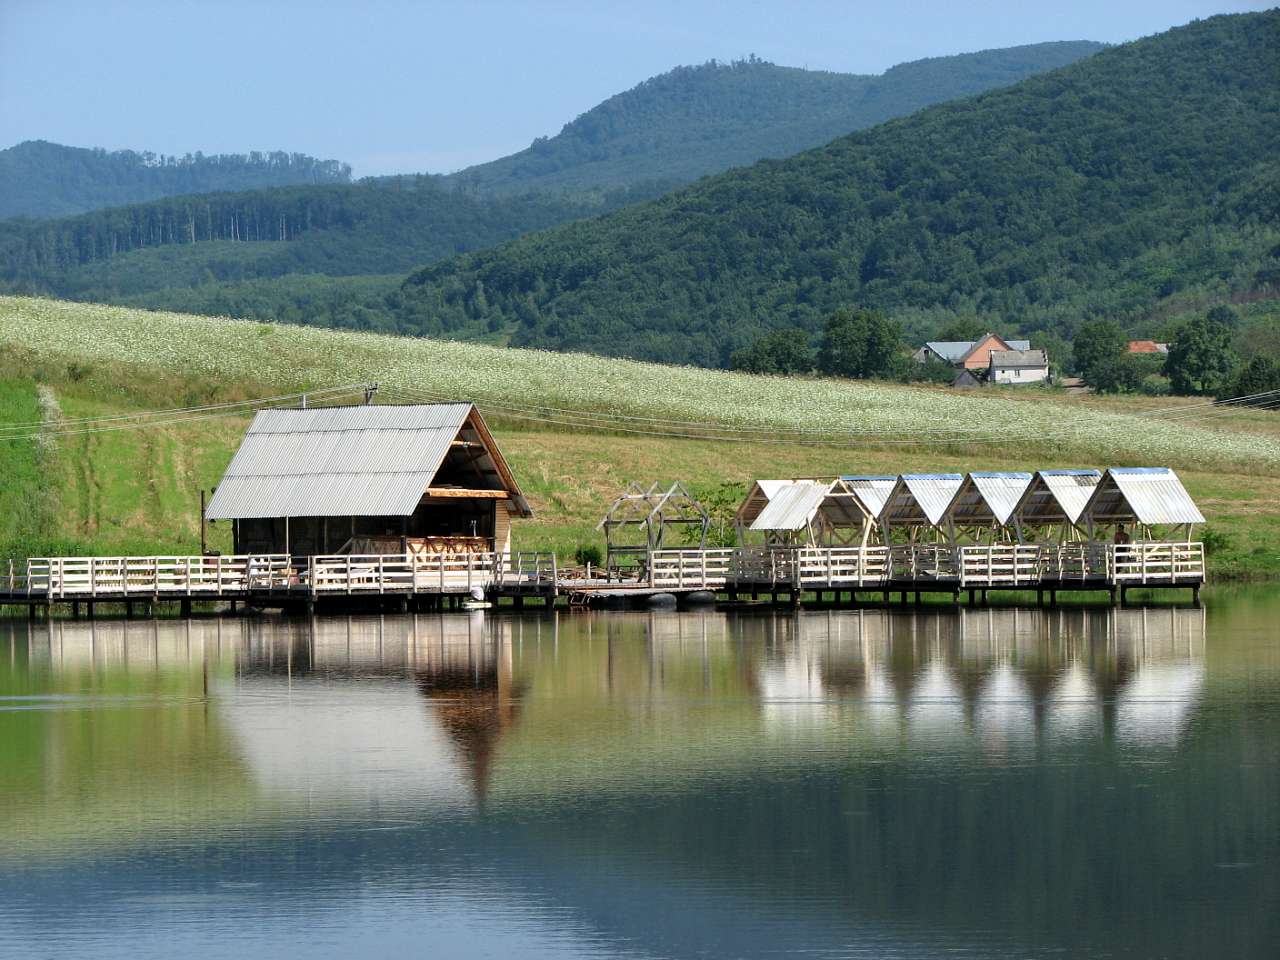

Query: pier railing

[1110,542,1204,583]
[5,541,1203,603]
[649,549,735,588]
[957,545,1042,586]
[22,555,294,598]
[308,551,556,595]
[11,551,558,599]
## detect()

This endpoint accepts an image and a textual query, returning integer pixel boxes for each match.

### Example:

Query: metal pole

[200,489,207,555]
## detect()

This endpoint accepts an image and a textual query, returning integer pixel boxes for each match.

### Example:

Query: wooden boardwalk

[0,542,1203,614]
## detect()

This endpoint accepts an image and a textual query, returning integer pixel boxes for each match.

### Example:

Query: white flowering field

[2,296,1277,472]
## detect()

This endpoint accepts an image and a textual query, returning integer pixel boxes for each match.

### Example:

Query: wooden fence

[5,542,1203,603]
[10,552,558,599]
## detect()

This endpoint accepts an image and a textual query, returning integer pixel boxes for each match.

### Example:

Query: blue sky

[1,1,1270,176]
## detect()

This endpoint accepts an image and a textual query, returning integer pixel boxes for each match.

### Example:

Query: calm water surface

[2,590,1278,959]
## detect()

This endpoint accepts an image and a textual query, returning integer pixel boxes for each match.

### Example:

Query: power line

[0,383,370,443]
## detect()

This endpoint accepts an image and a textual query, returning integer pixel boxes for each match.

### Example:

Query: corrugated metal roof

[841,476,897,517]
[750,482,830,531]
[989,350,1048,369]
[736,480,803,526]
[946,472,1033,525]
[1012,469,1102,525]
[1083,468,1204,526]
[206,403,493,520]
[882,474,964,526]
[924,339,1031,362]
[925,341,975,362]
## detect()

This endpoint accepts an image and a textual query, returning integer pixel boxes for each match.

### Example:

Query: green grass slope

[2,297,1279,579]
[397,12,1280,366]
[445,44,1104,196]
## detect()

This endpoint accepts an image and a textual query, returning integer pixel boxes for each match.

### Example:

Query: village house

[913,333,1049,386]
[988,348,1050,384]
[911,333,1031,369]
[1127,340,1169,355]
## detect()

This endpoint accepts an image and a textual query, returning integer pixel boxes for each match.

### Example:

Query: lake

[1,591,1277,959]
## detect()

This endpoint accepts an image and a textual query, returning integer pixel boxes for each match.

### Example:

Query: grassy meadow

[1,295,1278,578]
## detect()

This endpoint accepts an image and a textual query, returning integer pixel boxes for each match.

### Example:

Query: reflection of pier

[9,603,1208,817]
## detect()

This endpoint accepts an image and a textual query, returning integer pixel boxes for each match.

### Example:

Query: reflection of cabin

[205,403,531,556]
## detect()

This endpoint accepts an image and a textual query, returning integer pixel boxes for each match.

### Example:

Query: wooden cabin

[205,403,531,557]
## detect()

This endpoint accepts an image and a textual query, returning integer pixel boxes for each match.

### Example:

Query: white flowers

[2,295,1277,472]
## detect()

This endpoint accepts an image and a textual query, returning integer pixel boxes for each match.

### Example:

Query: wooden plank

[424,488,510,499]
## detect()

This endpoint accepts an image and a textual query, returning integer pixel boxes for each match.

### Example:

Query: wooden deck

[0,542,1202,614]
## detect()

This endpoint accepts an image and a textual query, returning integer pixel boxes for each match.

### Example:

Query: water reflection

[1,599,1275,960]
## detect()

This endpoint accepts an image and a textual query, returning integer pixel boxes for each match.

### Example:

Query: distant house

[989,349,1050,385]
[1127,340,1169,355]
[913,334,1031,368]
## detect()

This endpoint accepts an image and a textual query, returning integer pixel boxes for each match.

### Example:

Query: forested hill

[0,141,352,219]
[0,178,662,305]
[398,12,1280,367]
[444,43,1104,195]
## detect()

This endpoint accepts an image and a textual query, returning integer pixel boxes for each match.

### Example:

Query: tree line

[0,140,352,219]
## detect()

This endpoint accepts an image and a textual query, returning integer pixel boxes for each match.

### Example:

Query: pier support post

[125,601,134,619]
[967,589,975,606]
[180,599,192,617]
[790,590,801,608]
[72,602,80,618]
[1050,590,1057,606]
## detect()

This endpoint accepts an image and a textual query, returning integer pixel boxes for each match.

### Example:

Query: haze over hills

[395,11,1280,366]
[442,43,1105,196]
[0,40,1106,329]
[0,141,352,219]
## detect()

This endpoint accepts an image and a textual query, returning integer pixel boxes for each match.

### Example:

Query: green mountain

[444,44,1105,196]
[396,12,1280,367]
[0,42,1104,330]
[0,141,352,220]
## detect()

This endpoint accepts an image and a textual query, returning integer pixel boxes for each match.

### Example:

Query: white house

[988,349,1050,385]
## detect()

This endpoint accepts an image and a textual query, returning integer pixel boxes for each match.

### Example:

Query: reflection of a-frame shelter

[1008,469,1101,543]
[742,478,878,547]
[1079,467,1204,543]
[879,474,964,542]
[941,472,1033,544]
[597,481,711,574]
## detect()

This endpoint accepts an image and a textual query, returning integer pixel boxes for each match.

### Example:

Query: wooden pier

[0,541,1202,616]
